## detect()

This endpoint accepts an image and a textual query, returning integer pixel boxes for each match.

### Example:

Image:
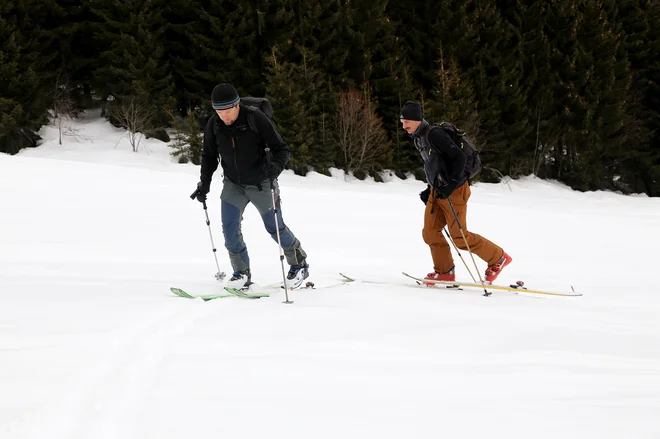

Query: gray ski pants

[220,178,307,273]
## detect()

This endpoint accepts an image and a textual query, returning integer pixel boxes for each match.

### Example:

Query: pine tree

[619,0,660,195]
[161,0,206,112]
[443,0,530,180]
[557,0,630,191]
[264,46,314,174]
[385,0,445,92]
[20,0,97,109]
[0,0,48,154]
[89,0,174,120]
[427,42,478,130]
[518,0,587,184]
[190,0,262,100]
[514,1,559,178]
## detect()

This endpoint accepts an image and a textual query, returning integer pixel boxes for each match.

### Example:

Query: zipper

[231,135,241,184]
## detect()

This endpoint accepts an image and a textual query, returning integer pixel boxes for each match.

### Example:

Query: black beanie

[211,83,240,110]
[400,100,423,121]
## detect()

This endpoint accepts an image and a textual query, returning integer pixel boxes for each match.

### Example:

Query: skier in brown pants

[400,100,512,284]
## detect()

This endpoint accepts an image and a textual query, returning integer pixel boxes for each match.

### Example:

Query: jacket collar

[412,119,430,139]
[214,105,248,129]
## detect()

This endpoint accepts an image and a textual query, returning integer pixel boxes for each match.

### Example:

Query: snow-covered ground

[1,112,659,439]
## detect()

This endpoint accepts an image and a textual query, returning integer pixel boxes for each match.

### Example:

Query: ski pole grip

[190,188,199,200]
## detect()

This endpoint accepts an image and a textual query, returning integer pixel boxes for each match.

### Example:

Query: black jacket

[412,120,467,188]
[200,106,290,186]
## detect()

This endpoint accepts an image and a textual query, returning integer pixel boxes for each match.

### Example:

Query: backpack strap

[245,106,259,136]
[243,105,270,163]
[424,125,450,153]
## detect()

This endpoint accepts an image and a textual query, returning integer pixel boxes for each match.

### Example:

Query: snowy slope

[1,113,659,439]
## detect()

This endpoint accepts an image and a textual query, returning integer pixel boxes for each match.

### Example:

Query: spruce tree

[89,0,174,120]
[263,46,314,174]
[442,0,530,180]
[188,0,262,101]
[0,0,48,154]
[619,0,660,195]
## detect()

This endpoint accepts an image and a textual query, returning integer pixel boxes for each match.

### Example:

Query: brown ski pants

[422,182,503,274]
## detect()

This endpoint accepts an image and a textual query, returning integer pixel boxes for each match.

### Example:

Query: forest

[1,0,659,195]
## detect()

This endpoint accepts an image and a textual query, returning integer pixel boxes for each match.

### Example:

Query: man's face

[401,118,421,135]
[216,104,240,125]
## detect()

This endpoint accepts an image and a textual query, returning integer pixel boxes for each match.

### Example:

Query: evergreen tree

[385,0,445,92]
[264,46,314,174]
[427,42,478,130]
[387,61,420,177]
[162,0,206,112]
[349,0,414,175]
[619,0,660,195]
[519,0,586,183]
[21,0,97,109]
[581,0,630,190]
[0,0,48,154]
[514,1,559,178]
[89,0,174,120]
[443,0,531,180]
[172,0,262,109]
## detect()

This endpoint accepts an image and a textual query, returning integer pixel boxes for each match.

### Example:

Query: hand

[193,181,210,203]
[420,186,430,204]
[263,162,282,180]
[436,181,457,200]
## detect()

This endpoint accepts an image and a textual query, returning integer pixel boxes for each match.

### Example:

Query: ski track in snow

[13,299,217,439]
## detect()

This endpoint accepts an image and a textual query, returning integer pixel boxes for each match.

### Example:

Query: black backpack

[426,122,482,180]
[212,96,277,147]
[240,97,275,135]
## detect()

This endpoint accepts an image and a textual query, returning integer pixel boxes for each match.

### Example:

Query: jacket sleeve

[428,127,467,183]
[200,116,220,185]
[252,110,290,170]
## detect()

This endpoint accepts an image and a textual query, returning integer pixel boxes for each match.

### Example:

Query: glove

[420,186,430,205]
[263,162,282,180]
[194,181,210,203]
[435,181,457,200]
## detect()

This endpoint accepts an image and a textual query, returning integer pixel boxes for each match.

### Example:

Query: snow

[1,112,659,438]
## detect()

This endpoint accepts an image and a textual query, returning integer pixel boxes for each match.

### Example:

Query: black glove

[420,186,431,205]
[436,181,457,200]
[193,181,210,203]
[263,162,282,180]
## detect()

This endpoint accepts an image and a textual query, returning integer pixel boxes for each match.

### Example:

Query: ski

[169,287,268,301]
[224,287,270,299]
[401,272,582,297]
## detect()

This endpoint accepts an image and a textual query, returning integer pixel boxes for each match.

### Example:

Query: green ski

[170,287,269,301]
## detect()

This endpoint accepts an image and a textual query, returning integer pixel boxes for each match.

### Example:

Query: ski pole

[446,197,490,296]
[190,189,226,281]
[265,147,293,304]
[442,227,477,283]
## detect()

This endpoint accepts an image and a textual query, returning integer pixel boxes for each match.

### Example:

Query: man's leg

[422,193,453,274]
[440,182,503,265]
[220,179,251,273]
[247,180,307,266]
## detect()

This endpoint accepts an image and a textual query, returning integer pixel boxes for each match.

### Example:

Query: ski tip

[338,272,355,282]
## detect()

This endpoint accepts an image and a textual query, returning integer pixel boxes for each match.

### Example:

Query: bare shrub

[335,88,390,177]
[108,95,158,152]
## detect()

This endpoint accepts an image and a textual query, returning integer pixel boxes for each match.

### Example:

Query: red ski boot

[424,267,455,286]
[485,252,513,284]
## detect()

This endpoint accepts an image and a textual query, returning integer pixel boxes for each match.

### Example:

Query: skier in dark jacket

[193,83,309,289]
[400,100,511,285]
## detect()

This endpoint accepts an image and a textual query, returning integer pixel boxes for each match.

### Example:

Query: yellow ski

[402,272,582,297]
